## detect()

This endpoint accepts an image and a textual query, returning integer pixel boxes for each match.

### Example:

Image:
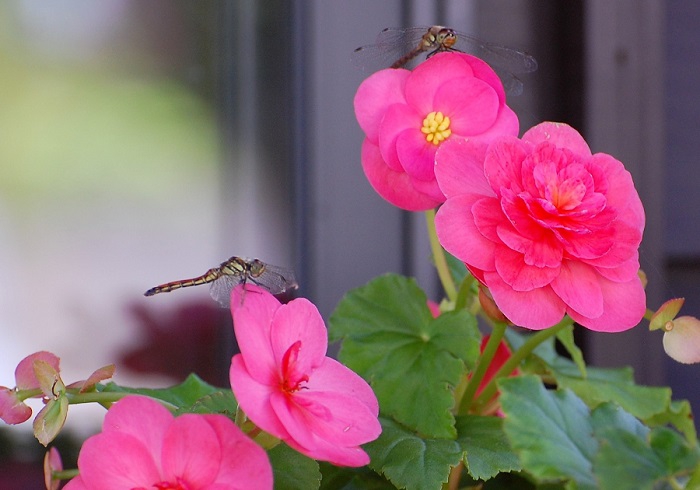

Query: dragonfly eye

[250,259,266,277]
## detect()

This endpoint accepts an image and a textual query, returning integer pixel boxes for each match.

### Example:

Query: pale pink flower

[0,351,60,425]
[229,285,381,467]
[354,52,519,211]
[64,395,272,489]
[435,122,646,331]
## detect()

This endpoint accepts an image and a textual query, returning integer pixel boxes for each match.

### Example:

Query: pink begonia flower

[64,395,272,490]
[663,316,700,364]
[354,52,519,211]
[435,122,646,331]
[230,285,381,467]
[0,351,60,425]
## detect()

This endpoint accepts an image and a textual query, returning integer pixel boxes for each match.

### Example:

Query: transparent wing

[352,26,538,96]
[209,274,243,308]
[451,33,538,97]
[249,264,299,295]
[351,27,429,72]
[451,33,537,74]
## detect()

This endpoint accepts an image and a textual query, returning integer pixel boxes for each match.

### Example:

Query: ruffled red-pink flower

[229,285,381,467]
[354,52,519,211]
[435,122,646,331]
[63,395,272,489]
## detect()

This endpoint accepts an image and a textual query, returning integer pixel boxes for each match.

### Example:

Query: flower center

[280,341,309,394]
[421,111,451,145]
[150,479,191,490]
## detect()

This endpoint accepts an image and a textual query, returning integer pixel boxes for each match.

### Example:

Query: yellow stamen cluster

[421,111,452,145]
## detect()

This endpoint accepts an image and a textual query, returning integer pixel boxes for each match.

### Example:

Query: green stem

[53,469,80,480]
[425,209,457,303]
[471,317,572,411]
[644,307,655,322]
[66,391,178,411]
[457,322,507,415]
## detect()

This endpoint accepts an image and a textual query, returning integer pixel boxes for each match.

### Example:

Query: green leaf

[500,376,598,489]
[455,415,521,481]
[593,425,700,490]
[329,274,480,438]
[184,390,238,417]
[507,330,673,422]
[33,395,69,446]
[556,368,671,421]
[269,443,321,490]
[366,417,463,490]
[318,462,395,489]
[646,399,698,446]
[590,402,649,439]
[100,373,220,410]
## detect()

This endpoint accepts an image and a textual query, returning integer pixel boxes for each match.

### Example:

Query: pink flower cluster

[354,52,646,332]
[57,284,381,487]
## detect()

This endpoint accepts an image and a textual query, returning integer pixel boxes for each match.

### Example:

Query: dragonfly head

[435,28,457,50]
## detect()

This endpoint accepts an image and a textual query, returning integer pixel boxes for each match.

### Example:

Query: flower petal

[550,260,604,319]
[270,298,327,373]
[435,194,497,272]
[483,136,529,196]
[486,272,567,329]
[161,415,220,487]
[494,246,559,291]
[203,415,273,486]
[566,274,645,332]
[361,139,442,211]
[230,355,289,441]
[306,358,379,416]
[434,77,498,134]
[522,122,592,157]
[77,431,161,489]
[354,69,410,141]
[404,52,477,113]
[395,128,437,181]
[434,137,493,199]
[378,104,420,172]
[102,396,172,462]
[232,286,280,383]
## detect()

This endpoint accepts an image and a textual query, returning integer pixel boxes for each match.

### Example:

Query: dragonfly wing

[209,274,243,308]
[250,264,298,295]
[451,33,536,96]
[352,27,429,72]
[453,34,538,74]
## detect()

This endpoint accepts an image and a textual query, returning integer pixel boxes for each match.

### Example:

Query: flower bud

[662,316,700,364]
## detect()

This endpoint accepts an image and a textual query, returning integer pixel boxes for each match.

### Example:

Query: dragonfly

[352,26,538,95]
[144,256,298,308]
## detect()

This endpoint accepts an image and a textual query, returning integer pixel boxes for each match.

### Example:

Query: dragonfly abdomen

[144,269,221,296]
